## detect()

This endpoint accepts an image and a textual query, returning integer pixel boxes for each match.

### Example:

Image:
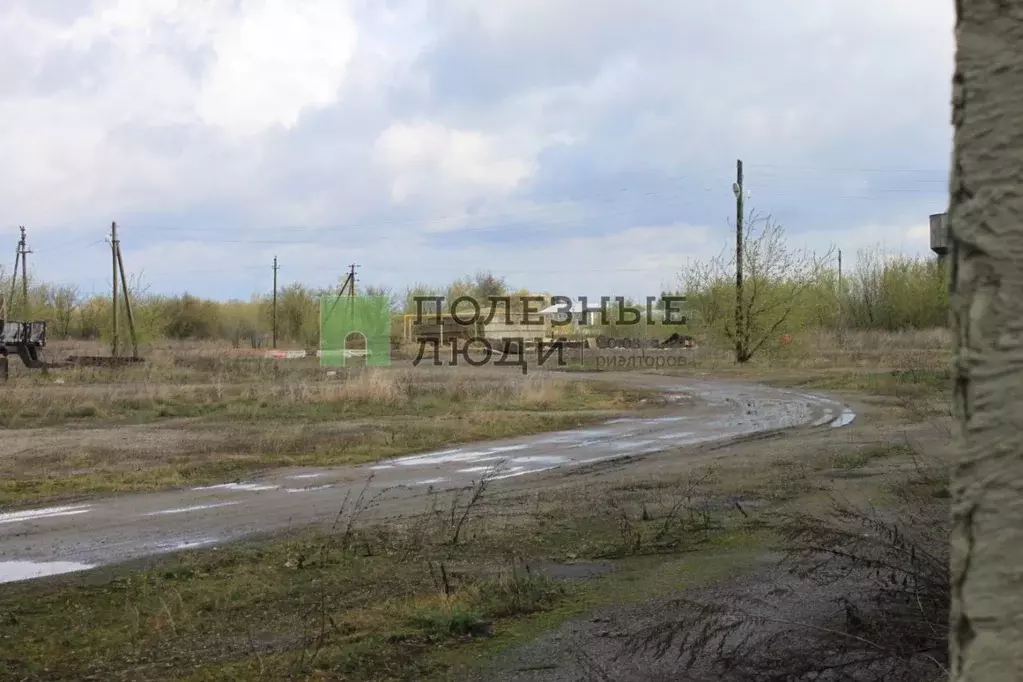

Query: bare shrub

[619,496,949,681]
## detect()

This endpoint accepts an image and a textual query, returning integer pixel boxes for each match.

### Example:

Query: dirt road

[0,373,855,584]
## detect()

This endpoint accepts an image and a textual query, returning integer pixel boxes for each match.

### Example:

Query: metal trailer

[0,319,50,368]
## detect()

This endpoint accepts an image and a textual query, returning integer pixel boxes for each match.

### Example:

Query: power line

[34,188,941,249]
[745,163,948,173]
[15,167,949,240]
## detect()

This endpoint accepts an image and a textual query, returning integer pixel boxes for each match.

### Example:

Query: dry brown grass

[0,347,652,505]
[677,328,951,372]
[565,328,952,385]
[0,331,956,680]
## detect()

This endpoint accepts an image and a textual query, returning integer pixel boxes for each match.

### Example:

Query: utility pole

[7,227,31,319]
[19,226,29,318]
[733,160,744,363]
[115,237,138,358]
[348,264,357,297]
[272,256,279,349]
[111,221,119,357]
[339,264,358,297]
[7,235,21,319]
[838,249,843,289]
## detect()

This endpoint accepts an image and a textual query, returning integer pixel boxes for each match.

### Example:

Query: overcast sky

[2,0,954,302]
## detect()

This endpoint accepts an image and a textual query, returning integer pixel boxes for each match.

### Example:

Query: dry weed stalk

[618,496,949,681]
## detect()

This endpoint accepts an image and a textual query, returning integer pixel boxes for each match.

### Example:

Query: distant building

[537,299,606,327]
[404,298,613,346]
[930,212,948,261]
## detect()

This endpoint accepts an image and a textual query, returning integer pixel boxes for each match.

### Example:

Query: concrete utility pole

[111,221,119,356]
[7,233,20,319]
[733,159,745,363]
[272,256,279,349]
[19,226,29,318]
[948,3,1023,681]
[7,226,31,319]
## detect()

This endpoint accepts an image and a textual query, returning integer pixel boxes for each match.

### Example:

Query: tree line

[1,219,947,353]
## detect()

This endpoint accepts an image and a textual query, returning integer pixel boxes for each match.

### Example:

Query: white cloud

[194,0,359,138]
[374,121,536,207]
[0,0,953,302]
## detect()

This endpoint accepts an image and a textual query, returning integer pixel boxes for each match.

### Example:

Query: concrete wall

[948,4,1023,680]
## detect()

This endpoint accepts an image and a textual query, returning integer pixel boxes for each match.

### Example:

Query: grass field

[0,331,954,680]
[0,342,658,506]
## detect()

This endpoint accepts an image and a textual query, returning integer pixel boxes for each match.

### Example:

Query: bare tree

[947,4,1023,681]
[678,211,833,362]
[50,284,80,338]
[470,270,508,300]
[404,282,441,316]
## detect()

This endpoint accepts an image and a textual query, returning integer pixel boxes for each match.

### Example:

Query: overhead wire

[13,163,947,286]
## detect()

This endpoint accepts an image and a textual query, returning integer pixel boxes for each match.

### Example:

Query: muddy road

[0,373,855,583]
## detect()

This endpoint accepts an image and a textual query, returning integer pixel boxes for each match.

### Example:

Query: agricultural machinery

[0,319,50,368]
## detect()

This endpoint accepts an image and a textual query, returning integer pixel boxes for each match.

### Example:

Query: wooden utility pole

[115,239,138,358]
[111,221,119,356]
[837,249,843,289]
[734,159,744,363]
[272,256,279,349]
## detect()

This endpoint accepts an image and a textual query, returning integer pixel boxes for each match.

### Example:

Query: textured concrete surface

[947,3,1023,681]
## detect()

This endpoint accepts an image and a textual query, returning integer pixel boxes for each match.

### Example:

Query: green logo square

[319,295,392,367]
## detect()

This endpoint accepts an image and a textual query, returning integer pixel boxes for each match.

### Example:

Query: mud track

[0,373,855,583]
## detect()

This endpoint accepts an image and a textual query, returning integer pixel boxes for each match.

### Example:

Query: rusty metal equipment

[0,319,56,368]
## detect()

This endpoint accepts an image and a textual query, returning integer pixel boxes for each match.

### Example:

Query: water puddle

[154,537,219,551]
[831,408,856,428]
[811,409,835,427]
[456,465,494,474]
[566,428,617,438]
[654,431,695,441]
[288,473,327,480]
[411,477,447,486]
[0,561,95,584]
[284,485,334,493]
[485,444,530,454]
[491,465,561,480]
[390,448,510,467]
[145,502,239,516]
[609,440,656,450]
[640,416,689,424]
[0,504,92,525]
[508,455,568,466]
[193,483,279,492]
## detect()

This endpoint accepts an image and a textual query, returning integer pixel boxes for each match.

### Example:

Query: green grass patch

[828,443,915,471]
[770,367,950,398]
[0,489,766,681]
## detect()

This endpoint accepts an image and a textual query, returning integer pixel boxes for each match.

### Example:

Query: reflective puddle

[0,561,95,584]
